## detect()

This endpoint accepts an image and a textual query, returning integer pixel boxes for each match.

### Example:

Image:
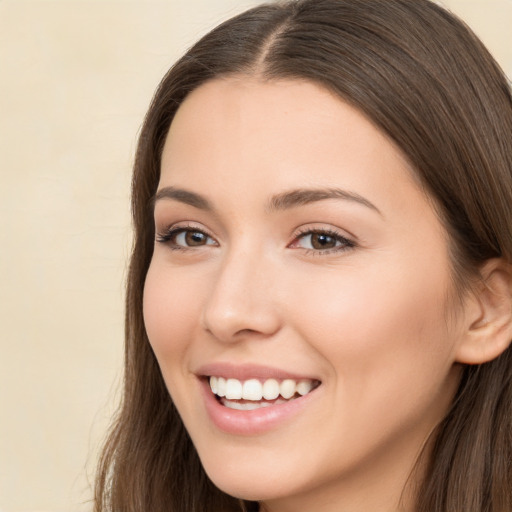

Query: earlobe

[455,259,512,365]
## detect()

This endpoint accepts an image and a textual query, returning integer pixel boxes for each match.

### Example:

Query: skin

[143,78,473,512]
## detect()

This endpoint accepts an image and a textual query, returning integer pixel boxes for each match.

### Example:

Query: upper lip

[195,362,320,382]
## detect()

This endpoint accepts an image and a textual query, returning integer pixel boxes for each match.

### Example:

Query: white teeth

[262,378,280,400]
[210,376,218,394]
[242,379,263,400]
[223,398,288,410]
[225,378,243,399]
[297,380,313,396]
[216,377,226,397]
[209,376,317,401]
[280,379,296,399]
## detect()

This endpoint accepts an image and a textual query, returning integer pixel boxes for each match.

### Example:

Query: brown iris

[310,233,337,250]
[183,230,208,246]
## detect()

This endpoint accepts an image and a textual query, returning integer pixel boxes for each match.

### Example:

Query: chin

[212,478,289,503]
[199,454,301,502]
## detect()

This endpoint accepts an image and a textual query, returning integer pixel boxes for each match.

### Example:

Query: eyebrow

[268,187,381,215]
[153,186,381,215]
[153,186,213,211]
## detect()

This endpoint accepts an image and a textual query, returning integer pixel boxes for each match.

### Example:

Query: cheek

[142,261,203,362]
[288,255,458,411]
[279,259,461,473]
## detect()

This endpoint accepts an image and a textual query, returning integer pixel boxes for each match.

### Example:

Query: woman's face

[144,78,467,511]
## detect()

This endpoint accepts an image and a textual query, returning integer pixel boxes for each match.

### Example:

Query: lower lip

[200,379,319,435]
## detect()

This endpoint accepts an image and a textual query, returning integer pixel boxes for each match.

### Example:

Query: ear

[455,258,512,365]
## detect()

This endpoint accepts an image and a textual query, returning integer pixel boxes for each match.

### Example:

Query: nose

[201,250,282,343]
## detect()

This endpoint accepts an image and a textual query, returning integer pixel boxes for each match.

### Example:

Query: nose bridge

[201,242,280,342]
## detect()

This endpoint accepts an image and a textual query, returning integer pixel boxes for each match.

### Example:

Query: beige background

[0,1,510,511]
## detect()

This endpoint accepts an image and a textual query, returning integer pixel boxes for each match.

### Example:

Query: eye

[156,226,217,249]
[291,228,355,253]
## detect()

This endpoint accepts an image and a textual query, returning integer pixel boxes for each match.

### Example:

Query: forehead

[161,78,423,215]
[165,77,394,155]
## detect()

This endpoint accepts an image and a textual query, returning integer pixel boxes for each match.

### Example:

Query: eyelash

[155,225,356,255]
[291,227,356,255]
[155,224,216,250]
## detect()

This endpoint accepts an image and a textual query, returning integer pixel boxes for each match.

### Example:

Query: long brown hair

[94,1,512,510]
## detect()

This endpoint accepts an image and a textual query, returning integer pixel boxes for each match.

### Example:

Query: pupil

[186,231,206,246]
[312,233,335,250]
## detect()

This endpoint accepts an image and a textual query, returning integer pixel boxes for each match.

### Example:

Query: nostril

[200,268,282,343]
[201,309,281,344]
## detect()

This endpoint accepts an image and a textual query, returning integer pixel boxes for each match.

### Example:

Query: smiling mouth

[209,376,321,410]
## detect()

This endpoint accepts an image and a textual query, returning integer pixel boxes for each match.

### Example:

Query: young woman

[94,1,512,511]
